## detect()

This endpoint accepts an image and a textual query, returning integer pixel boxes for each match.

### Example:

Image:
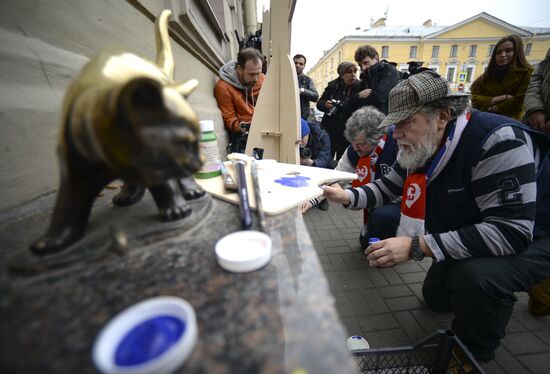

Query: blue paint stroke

[274,175,310,188]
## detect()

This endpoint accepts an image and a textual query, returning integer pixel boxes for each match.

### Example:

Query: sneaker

[318,199,329,211]
[528,278,550,316]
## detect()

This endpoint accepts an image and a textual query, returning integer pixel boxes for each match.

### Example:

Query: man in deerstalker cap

[322,70,550,362]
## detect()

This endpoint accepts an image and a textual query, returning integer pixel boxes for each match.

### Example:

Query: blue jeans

[359,203,400,248]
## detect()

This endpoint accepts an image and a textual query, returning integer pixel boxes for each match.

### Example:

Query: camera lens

[300,147,312,158]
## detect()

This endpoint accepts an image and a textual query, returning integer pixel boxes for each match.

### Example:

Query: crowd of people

[212,36,550,364]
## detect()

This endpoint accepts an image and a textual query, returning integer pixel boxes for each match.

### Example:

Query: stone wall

[0,0,239,211]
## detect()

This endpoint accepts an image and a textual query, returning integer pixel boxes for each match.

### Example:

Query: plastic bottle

[195,120,221,179]
[368,237,380,246]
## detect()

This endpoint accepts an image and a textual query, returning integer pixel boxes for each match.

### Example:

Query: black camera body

[299,147,312,159]
[327,99,344,117]
[227,122,251,154]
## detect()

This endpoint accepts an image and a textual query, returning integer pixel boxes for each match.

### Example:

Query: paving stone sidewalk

[303,202,550,374]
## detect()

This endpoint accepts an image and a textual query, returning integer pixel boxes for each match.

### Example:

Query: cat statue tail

[155,10,175,79]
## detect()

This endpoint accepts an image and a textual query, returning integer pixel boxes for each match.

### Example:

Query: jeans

[359,203,400,248]
[422,236,550,361]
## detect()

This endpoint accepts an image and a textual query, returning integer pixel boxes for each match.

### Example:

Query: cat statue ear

[174,79,199,98]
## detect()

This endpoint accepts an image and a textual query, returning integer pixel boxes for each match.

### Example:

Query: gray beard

[397,125,440,170]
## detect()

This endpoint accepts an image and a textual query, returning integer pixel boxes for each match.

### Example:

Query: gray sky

[257,0,550,70]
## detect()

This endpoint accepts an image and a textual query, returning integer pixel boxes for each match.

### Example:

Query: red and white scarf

[396,112,471,236]
[353,135,387,224]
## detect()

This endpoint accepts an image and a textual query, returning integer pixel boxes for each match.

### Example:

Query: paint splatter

[274,175,310,188]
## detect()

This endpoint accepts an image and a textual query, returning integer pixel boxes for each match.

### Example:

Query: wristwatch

[410,236,425,261]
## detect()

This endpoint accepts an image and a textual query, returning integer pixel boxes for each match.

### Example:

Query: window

[331,57,333,70]
[432,45,439,58]
[410,46,417,58]
[446,66,456,82]
[382,46,389,59]
[338,51,342,63]
[525,43,532,56]
[488,44,495,56]
[450,44,458,58]
[469,45,477,57]
[466,65,475,82]
[428,64,439,73]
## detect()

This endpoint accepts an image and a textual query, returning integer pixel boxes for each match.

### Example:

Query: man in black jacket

[351,45,401,114]
[294,54,319,119]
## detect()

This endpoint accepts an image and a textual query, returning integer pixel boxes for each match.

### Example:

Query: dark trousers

[327,132,349,161]
[359,203,400,248]
[422,236,550,361]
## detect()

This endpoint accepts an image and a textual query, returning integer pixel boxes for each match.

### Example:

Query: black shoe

[318,199,329,211]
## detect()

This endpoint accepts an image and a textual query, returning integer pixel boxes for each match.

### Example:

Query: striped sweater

[344,112,548,261]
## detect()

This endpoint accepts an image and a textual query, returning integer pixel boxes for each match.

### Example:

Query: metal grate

[353,330,485,374]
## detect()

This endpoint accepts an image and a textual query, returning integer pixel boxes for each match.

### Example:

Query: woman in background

[317,62,361,160]
[470,34,533,120]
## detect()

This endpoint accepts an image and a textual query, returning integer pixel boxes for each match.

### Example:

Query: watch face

[412,247,425,261]
[411,237,425,261]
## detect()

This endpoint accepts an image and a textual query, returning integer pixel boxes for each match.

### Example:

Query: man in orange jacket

[214,48,265,152]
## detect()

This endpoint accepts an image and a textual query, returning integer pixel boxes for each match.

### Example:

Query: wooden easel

[245,0,300,164]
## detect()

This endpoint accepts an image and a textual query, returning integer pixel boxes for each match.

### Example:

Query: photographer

[214,48,265,152]
[317,61,361,160]
[299,118,333,169]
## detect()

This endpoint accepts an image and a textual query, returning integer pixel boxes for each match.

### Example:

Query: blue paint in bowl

[114,315,186,366]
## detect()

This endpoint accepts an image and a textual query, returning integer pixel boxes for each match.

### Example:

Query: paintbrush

[227,153,253,230]
[250,160,266,232]
[219,160,237,191]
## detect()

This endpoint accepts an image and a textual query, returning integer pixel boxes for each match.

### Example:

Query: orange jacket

[214,62,265,133]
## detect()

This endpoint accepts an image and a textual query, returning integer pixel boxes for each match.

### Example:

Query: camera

[227,122,251,153]
[327,99,344,117]
[299,147,312,159]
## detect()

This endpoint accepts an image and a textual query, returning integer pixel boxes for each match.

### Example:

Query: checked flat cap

[379,70,469,128]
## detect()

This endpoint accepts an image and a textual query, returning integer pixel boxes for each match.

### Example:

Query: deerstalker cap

[379,70,469,128]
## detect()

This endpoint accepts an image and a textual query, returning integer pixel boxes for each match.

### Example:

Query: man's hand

[300,157,313,166]
[525,111,547,133]
[365,237,413,268]
[321,184,350,205]
[358,88,372,99]
[301,201,313,214]
[325,100,334,110]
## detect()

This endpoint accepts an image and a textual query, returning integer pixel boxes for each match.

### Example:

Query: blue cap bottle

[368,237,380,246]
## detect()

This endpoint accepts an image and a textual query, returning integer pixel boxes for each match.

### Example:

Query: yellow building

[308,12,550,93]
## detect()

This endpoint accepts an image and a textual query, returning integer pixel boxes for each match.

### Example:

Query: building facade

[308,12,550,93]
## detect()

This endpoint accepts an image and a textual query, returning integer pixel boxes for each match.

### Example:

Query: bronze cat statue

[31,10,203,255]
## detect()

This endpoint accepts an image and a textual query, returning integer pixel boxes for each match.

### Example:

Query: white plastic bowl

[92,296,197,374]
[346,335,370,351]
[215,230,272,273]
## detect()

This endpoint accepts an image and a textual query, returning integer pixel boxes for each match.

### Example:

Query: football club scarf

[396,111,471,236]
[352,135,387,225]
